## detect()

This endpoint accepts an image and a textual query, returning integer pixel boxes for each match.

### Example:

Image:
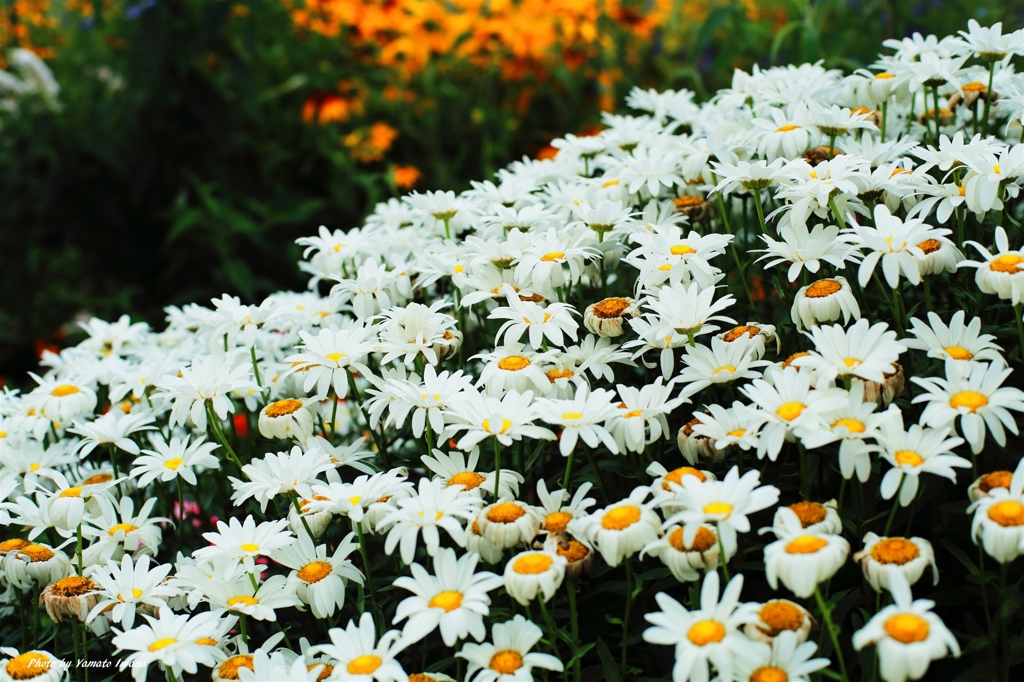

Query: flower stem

[880,99,888,142]
[249,345,265,400]
[562,450,575,494]
[76,523,84,576]
[814,586,849,682]
[753,188,768,235]
[932,86,942,146]
[716,530,731,582]
[1000,562,1011,681]
[567,577,582,682]
[239,613,248,648]
[176,477,185,556]
[167,668,180,682]
[493,437,502,498]
[356,523,384,636]
[883,477,904,536]
[798,441,809,500]
[205,401,246,474]
[291,493,317,541]
[329,393,339,443]
[537,597,562,659]
[348,372,391,468]
[827,196,847,231]
[982,60,995,137]
[1015,305,1024,363]
[621,559,634,678]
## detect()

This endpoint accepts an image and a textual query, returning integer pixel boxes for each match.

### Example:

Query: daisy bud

[854,533,938,593]
[477,500,541,549]
[258,398,315,442]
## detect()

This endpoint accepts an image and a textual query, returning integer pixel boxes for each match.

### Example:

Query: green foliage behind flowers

[0,0,1020,380]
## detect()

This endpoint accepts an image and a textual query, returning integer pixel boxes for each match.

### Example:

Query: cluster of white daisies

[1,18,1023,682]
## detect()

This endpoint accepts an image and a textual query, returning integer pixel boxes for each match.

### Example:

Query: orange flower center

[428,590,464,612]
[789,501,827,527]
[19,545,54,562]
[751,667,789,682]
[805,279,841,298]
[489,651,523,674]
[668,527,717,553]
[487,502,527,523]
[592,297,632,318]
[883,614,930,643]
[784,535,828,554]
[512,553,554,574]
[48,576,96,596]
[448,471,486,490]
[950,390,988,412]
[979,470,1013,493]
[916,239,941,254]
[5,652,52,679]
[832,418,865,434]
[871,538,919,565]
[662,467,706,490]
[50,385,80,397]
[346,655,382,675]
[776,402,805,422]
[990,255,1024,273]
[894,450,924,467]
[546,369,574,382]
[988,500,1024,527]
[219,655,255,679]
[556,540,590,563]
[601,505,642,530]
[687,619,726,646]
[265,399,304,418]
[497,356,531,371]
[944,346,973,360]
[108,523,137,536]
[544,511,573,533]
[81,473,113,485]
[782,352,810,368]
[0,538,30,552]
[758,601,805,636]
[722,325,760,342]
[297,561,332,583]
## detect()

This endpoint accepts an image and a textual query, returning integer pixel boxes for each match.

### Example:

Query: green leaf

[596,637,621,682]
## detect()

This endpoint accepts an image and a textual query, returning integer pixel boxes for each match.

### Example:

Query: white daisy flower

[471,345,555,397]
[274,530,363,619]
[284,325,375,399]
[772,500,842,535]
[112,606,224,682]
[642,281,737,341]
[911,359,1024,454]
[257,398,316,442]
[677,336,769,397]
[642,571,756,682]
[476,499,541,550]
[457,614,564,682]
[755,221,859,282]
[534,385,621,456]
[762,508,850,598]
[236,649,324,682]
[421,448,522,500]
[795,390,896,483]
[851,204,952,290]
[854,532,938,593]
[640,523,723,582]
[230,445,334,512]
[393,547,502,646]
[442,390,556,453]
[193,515,295,569]
[489,289,579,351]
[852,572,960,682]
[743,599,814,645]
[67,410,155,458]
[533,478,596,536]
[85,554,179,631]
[0,648,69,682]
[958,226,1024,306]
[310,612,409,682]
[569,486,661,567]
[155,351,256,432]
[131,434,221,488]
[732,630,830,682]
[607,377,688,454]
[376,477,484,564]
[877,415,969,508]
[904,311,1004,364]
[197,572,301,622]
[502,549,567,607]
[80,495,167,566]
[24,375,98,424]
[791,276,861,331]
[968,457,1024,563]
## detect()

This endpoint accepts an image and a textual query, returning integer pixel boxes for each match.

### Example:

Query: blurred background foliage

[0,0,1020,378]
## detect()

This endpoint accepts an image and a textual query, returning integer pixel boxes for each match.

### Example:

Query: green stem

[239,613,248,647]
[176,477,185,556]
[892,286,905,337]
[814,586,849,682]
[932,86,942,146]
[562,450,575,494]
[923,277,932,314]
[249,345,265,399]
[291,493,317,541]
[1000,562,1010,681]
[76,523,83,576]
[567,577,582,682]
[493,437,502,498]
[883,477,904,536]
[1015,305,1024,364]
[356,524,384,636]
[621,559,634,678]
[753,188,768,235]
[880,99,888,142]
[442,216,451,240]
[828,195,847,231]
[537,597,562,659]
[329,393,339,443]
[716,530,731,582]
[348,372,391,468]
[167,668,180,682]
[71,621,82,682]
[798,442,809,500]
[828,133,837,158]
[205,402,245,474]
[982,60,995,137]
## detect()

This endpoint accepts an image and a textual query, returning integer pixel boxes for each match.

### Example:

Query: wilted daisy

[457,615,564,682]
[791,276,861,331]
[852,572,960,682]
[2,542,71,589]
[257,398,316,441]
[642,571,755,682]
[911,360,1024,454]
[40,575,102,624]
[773,500,842,535]
[743,599,814,644]
[762,508,850,598]
[583,297,640,337]
[854,533,938,593]
[310,612,409,682]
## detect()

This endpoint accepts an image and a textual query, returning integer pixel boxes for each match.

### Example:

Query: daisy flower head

[794,318,907,388]
[968,457,1024,563]
[664,466,781,557]
[421,448,522,500]
[795,390,896,483]
[533,478,596,536]
[743,599,814,644]
[732,630,830,682]
[676,415,718,465]
[715,322,780,360]
[471,345,554,397]
[583,297,640,337]
[476,499,541,550]
[958,226,1024,306]
[534,385,621,456]
[569,486,661,567]
[284,325,375,399]
[376,477,484,564]
[442,389,556,453]
[503,549,567,606]
[193,515,295,569]
[198,572,301,622]
[25,375,98,424]
[877,415,969,508]
[642,571,754,682]
[763,507,850,598]
[967,468,1013,503]
[488,290,579,352]
[755,220,859,283]
[257,398,316,442]
[689,401,765,458]
[235,649,325,682]
[677,336,769,397]
[310,612,409,682]
[66,410,155,458]
[393,547,503,646]
[643,281,737,342]
[854,532,938,594]
[84,554,178,631]
[0,648,69,682]
[111,606,224,682]
[773,499,842,535]
[640,523,723,582]
[911,359,1024,454]
[791,276,861,331]
[230,445,334,512]
[1,542,72,590]
[607,377,688,455]
[852,572,960,682]
[274,530,364,619]
[904,311,1004,364]
[457,614,564,682]
[131,434,221,488]
[155,351,256,432]
[851,204,952,289]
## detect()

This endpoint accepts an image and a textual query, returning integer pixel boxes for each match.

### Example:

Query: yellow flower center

[487,502,527,523]
[541,251,565,262]
[265,399,304,418]
[776,402,805,422]
[325,352,347,363]
[805,279,841,298]
[687,619,727,646]
[80,473,112,484]
[20,544,54,562]
[219,655,255,679]
[917,239,942,254]
[239,543,260,553]
[894,450,924,467]
[670,244,696,256]
[758,601,805,636]
[722,325,760,342]
[788,501,827,527]
[489,650,523,674]
[832,418,865,434]
[562,412,584,420]
[556,540,590,562]
[703,502,733,518]
[988,500,1024,527]
[713,365,736,375]
[227,595,259,607]
[990,255,1024,273]
[312,664,334,681]
[448,471,486,490]
[751,667,789,682]
[59,487,83,498]
[482,418,513,435]
[601,505,642,530]
[875,72,895,79]
[544,511,573,533]
[782,352,810,368]
[871,538,919,565]
[883,613,930,643]
[513,553,554,574]
[428,590,464,612]
[0,538,30,552]
[5,652,52,679]
[842,357,861,368]
[108,523,137,536]
[50,384,80,397]
[146,634,176,651]
[950,390,988,412]
[775,124,800,132]
[668,527,717,553]
[662,467,706,490]
[297,561,332,583]
[546,369,574,382]
[592,297,632,318]
[195,638,218,646]
[497,356,531,371]
[785,535,828,554]
[727,429,746,437]
[163,457,184,470]
[944,346,973,360]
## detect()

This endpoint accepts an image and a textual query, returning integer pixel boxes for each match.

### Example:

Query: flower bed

[1,18,1024,682]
